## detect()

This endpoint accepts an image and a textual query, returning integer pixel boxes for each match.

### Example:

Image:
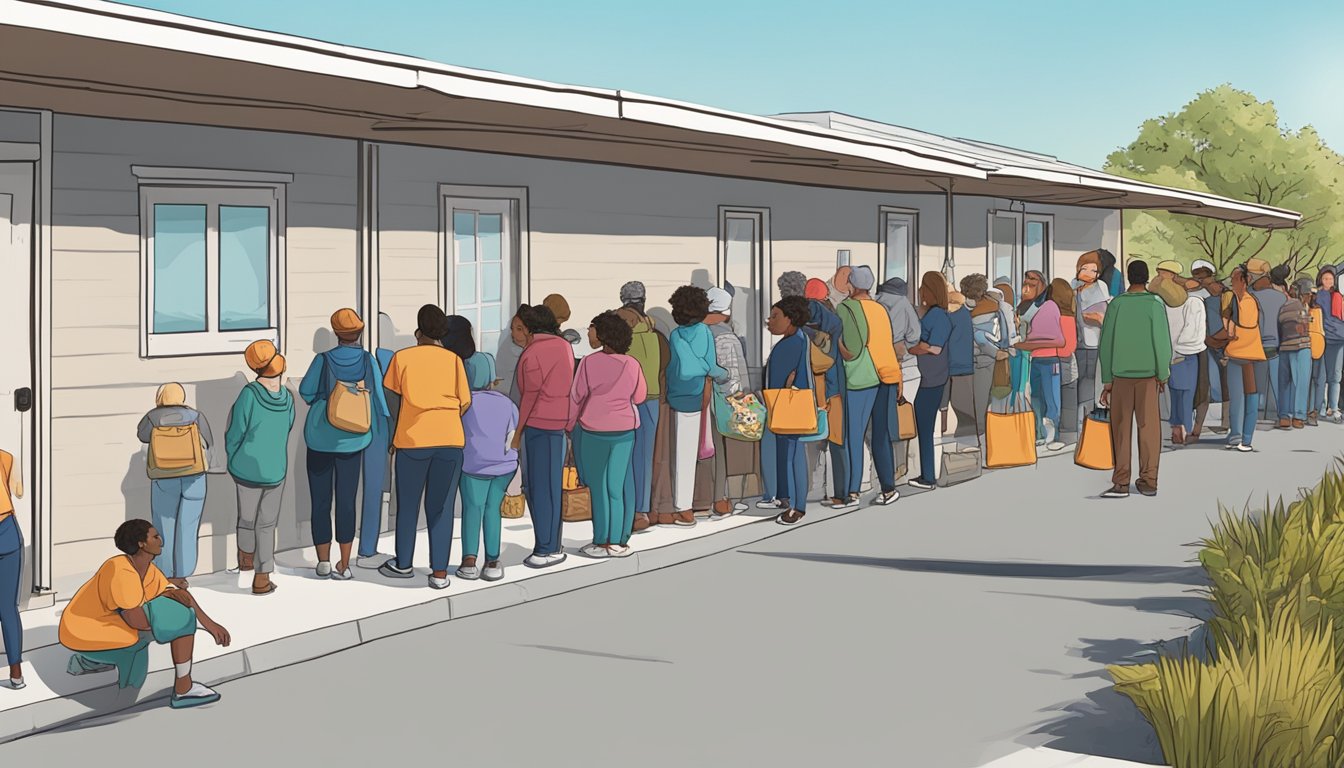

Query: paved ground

[1,418,1336,767]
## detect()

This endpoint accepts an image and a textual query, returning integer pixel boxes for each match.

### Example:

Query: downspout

[942,179,955,285]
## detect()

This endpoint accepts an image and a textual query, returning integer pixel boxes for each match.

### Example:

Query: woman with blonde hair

[136,382,214,588]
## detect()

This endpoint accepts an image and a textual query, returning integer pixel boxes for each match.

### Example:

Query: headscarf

[464,352,496,391]
[805,278,830,301]
[156,382,186,408]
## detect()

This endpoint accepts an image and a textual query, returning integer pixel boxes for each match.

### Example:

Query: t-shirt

[947,306,974,376]
[1252,288,1288,349]
[0,449,13,519]
[59,556,171,652]
[461,390,519,477]
[838,298,878,390]
[383,345,472,449]
[1226,294,1268,362]
[917,306,953,389]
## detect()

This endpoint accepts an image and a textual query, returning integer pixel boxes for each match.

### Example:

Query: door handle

[14,387,32,413]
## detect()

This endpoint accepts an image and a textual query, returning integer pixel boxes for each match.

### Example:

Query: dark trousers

[774,432,806,512]
[915,385,944,484]
[0,515,22,666]
[871,382,900,493]
[307,448,362,546]
[1110,376,1160,490]
[393,446,463,572]
[523,427,565,556]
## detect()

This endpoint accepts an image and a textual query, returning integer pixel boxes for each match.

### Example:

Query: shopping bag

[501,494,525,520]
[801,407,829,443]
[984,410,1037,468]
[560,445,591,521]
[827,394,844,445]
[763,388,819,435]
[897,397,916,441]
[713,390,766,442]
[938,446,982,487]
[1074,408,1114,470]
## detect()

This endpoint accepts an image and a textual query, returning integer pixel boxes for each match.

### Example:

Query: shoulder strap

[840,301,869,349]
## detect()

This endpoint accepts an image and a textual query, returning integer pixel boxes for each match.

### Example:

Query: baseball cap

[244,339,285,378]
[706,287,733,314]
[1190,259,1216,276]
[1155,260,1185,277]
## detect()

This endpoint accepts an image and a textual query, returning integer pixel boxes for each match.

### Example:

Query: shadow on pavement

[736,552,1207,585]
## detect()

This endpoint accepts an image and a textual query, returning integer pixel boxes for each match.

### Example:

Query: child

[457,353,517,582]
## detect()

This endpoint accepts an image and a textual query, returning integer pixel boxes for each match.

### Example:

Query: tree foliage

[1105,84,1344,277]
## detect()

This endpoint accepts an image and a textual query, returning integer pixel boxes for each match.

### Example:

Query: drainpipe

[942,179,955,285]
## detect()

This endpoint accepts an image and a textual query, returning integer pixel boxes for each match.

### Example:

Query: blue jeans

[149,474,207,579]
[523,428,565,556]
[393,446,463,572]
[761,428,808,501]
[358,412,390,558]
[1226,359,1263,446]
[1277,348,1312,421]
[1315,342,1343,413]
[774,432,806,512]
[1168,356,1198,431]
[460,472,513,561]
[308,449,361,546]
[1030,359,1061,437]
[915,385,944,484]
[631,401,659,514]
[870,382,901,494]
[576,428,636,545]
[1256,351,1279,420]
[842,386,879,497]
[0,515,22,666]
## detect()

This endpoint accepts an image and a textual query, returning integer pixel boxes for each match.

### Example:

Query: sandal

[775,509,806,526]
[251,581,278,596]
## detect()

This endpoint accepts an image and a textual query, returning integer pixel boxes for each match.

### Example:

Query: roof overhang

[0,1,1302,229]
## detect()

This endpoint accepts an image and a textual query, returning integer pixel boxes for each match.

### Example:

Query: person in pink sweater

[569,311,648,558]
[510,304,576,568]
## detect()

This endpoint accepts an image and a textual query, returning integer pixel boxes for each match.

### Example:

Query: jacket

[225,381,295,486]
[299,344,390,454]
[666,322,727,413]
[1099,291,1172,383]
[517,333,576,432]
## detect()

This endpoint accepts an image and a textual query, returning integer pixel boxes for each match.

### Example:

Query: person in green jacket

[1098,260,1171,499]
[226,340,296,595]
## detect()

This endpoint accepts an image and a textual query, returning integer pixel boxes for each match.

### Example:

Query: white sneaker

[356,553,391,569]
[329,566,353,581]
[481,563,505,581]
[1043,418,1058,446]
[1236,443,1255,453]
[170,682,220,709]
[755,499,782,510]
[315,562,332,578]
[1046,441,1066,452]
[428,574,450,590]
[2,678,24,690]
[580,544,610,559]
[524,552,568,569]
[609,544,633,558]
[455,564,481,580]
[874,489,900,505]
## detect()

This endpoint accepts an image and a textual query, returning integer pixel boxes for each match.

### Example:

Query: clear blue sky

[121,0,1344,167]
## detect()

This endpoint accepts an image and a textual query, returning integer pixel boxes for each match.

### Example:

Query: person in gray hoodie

[137,383,213,588]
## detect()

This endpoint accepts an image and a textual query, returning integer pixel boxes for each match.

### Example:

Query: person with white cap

[1149,262,1206,445]
[704,286,751,519]
[837,265,903,503]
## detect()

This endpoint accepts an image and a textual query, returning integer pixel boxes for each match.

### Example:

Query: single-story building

[0,0,1301,604]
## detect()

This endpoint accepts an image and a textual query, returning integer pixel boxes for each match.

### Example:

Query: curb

[0,502,861,744]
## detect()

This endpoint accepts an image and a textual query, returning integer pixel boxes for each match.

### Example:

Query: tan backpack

[324,351,372,434]
[149,423,206,474]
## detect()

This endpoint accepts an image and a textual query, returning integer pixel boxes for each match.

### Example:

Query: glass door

[446,198,513,355]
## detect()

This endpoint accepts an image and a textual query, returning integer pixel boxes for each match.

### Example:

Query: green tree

[1105,84,1344,278]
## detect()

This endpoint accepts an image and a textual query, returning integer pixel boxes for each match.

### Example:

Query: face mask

[1077,271,1097,285]
[1151,276,1188,308]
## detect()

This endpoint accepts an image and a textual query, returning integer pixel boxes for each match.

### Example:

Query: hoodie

[299,344,391,454]
[667,322,727,413]
[876,279,923,353]
[517,333,576,431]
[225,381,295,486]
[137,406,214,479]
[620,307,667,401]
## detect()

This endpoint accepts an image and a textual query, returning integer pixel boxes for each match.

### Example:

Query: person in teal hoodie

[665,286,729,525]
[226,340,295,596]
[299,309,391,582]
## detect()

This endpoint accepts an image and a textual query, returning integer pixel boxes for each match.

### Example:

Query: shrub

[1110,604,1344,768]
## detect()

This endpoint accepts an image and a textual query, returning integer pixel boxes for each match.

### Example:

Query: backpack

[149,422,206,474]
[809,330,835,376]
[323,351,372,435]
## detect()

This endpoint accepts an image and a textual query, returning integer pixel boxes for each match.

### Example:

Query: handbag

[827,394,844,445]
[500,494,525,519]
[763,388,819,435]
[713,390,766,442]
[897,397,916,441]
[1075,408,1115,470]
[324,351,372,434]
[698,408,715,460]
[984,410,1037,468]
[801,407,829,443]
[560,446,591,522]
[991,356,1011,396]
[938,446,982,487]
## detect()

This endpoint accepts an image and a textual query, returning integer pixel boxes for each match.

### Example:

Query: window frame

[1024,213,1054,283]
[437,184,529,354]
[878,206,919,300]
[716,205,771,383]
[986,209,1055,291]
[135,168,288,359]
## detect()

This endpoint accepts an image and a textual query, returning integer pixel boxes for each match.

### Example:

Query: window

[718,207,770,384]
[440,188,524,355]
[1024,215,1052,280]
[880,208,918,293]
[136,168,288,358]
[987,209,1054,290]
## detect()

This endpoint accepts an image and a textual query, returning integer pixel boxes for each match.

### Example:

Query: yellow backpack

[149,423,206,474]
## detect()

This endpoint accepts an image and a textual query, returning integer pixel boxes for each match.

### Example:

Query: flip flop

[251,582,278,596]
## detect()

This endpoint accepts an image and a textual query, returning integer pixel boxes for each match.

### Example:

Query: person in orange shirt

[1224,265,1268,452]
[60,519,230,708]
[379,304,472,589]
[1,448,24,689]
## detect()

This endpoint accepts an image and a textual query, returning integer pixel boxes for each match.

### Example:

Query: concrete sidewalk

[975,748,1161,768]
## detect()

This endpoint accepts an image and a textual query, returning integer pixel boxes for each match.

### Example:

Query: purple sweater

[461,390,519,477]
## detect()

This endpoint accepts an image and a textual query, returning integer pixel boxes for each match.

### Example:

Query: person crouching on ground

[766,296,815,525]
[457,352,516,582]
[570,311,646,557]
[60,519,230,708]
[226,340,295,595]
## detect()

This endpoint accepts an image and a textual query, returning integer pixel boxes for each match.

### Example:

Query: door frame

[987,209,1024,290]
[716,205,772,385]
[436,184,529,340]
[0,107,51,600]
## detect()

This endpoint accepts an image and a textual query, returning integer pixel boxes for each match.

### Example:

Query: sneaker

[315,561,332,578]
[428,574,450,590]
[908,478,936,491]
[825,497,860,510]
[1136,484,1158,497]
[1046,441,1066,452]
[1334,412,1342,425]
[2,677,24,690]
[580,544,610,559]
[1101,485,1130,498]
[708,508,738,521]
[755,499,783,510]
[874,489,900,506]
[609,544,634,558]
[1294,419,1306,429]
[1224,440,1242,450]
[524,552,568,569]
[378,561,415,579]
[1236,443,1255,453]
[775,509,805,526]
[356,553,392,569]
[1308,413,1320,427]
[455,564,481,580]
[673,511,697,527]
[1277,419,1293,430]
[481,562,505,581]
[655,513,677,527]
[329,566,353,581]
[170,682,221,709]
[1035,438,1046,447]
[67,654,114,676]
[1042,418,1058,446]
